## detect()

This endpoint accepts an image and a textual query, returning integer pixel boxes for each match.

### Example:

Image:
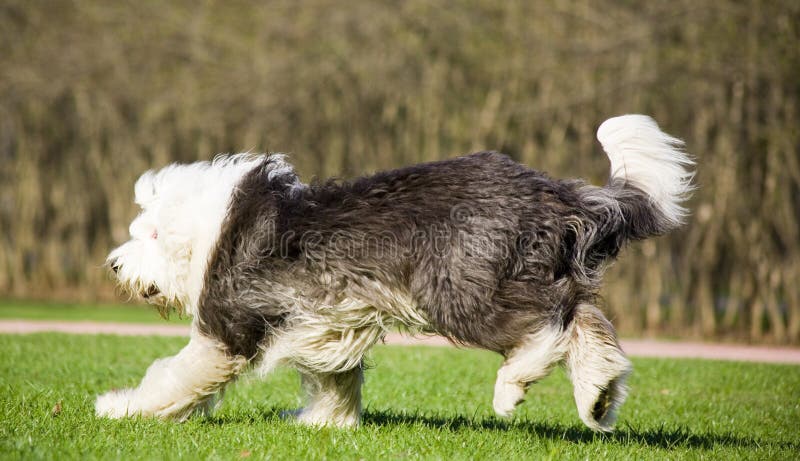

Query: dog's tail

[580,115,694,262]
[598,114,694,231]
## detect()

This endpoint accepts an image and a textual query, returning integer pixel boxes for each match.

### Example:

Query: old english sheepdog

[97,115,693,431]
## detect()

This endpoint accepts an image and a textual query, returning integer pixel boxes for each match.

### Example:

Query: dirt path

[2,319,799,365]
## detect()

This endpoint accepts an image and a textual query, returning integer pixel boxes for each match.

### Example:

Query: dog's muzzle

[108,258,160,298]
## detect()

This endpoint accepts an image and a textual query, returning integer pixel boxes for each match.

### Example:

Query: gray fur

[195,151,681,430]
[199,152,669,356]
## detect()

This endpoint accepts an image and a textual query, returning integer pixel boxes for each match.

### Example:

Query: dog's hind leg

[564,303,632,432]
[95,326,247,421]
[294,365,363,428]
[493,323,569,417]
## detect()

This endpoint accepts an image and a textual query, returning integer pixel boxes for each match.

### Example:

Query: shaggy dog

[97,115,693,431]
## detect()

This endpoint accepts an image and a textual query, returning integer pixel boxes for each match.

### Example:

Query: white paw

[293,407,359,428]
[294,408,323,426]
[493,380,525,417]
[95,389,136,419]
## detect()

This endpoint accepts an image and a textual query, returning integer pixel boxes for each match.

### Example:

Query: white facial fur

[107,155,265,316]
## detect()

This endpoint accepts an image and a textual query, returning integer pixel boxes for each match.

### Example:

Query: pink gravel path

[2,319,799,365]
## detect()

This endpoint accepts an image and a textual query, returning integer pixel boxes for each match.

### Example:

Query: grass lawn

[0,300,189,324]
[0,334,798,460]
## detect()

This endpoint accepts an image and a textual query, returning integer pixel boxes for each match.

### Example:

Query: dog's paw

[95,389,136,418]
[290,407,359,428]
[493,381,525,417]
[294,408,331,427]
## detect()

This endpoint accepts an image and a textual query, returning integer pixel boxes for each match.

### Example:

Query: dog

[97,115,693,431]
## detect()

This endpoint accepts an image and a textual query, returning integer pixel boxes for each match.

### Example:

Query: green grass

[0,300,189,324]
[1,334,798,460]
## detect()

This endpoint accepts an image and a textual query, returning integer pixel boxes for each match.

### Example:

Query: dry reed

[1,0,798,343]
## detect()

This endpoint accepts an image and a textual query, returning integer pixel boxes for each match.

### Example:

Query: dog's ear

[134,170,157,208]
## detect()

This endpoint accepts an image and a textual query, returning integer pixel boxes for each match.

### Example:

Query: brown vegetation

[1,0,798,343]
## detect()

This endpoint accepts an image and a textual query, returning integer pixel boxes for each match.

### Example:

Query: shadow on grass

[361,410,793,450]
[209,406,795,451]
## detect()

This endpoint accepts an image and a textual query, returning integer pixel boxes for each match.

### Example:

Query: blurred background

[1,0,798,344]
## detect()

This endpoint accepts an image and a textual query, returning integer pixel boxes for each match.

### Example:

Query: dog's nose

[109,259,120,274]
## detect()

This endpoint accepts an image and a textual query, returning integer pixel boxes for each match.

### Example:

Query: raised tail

[597,114,695,234]
[572,115,694,270]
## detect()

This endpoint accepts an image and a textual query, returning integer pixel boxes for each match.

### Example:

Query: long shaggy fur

[98,115,693,431]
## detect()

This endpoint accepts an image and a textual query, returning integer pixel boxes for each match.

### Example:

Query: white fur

[251,287,428,428]
[107,154,265,316]
[259,286,427,376]
[294,368,363,427]
[95,328,246,421]
[564,304,632,432]
[597,115,695,226]
[493,324,569,417]
[98,154,275,423]
[492,308,632,433]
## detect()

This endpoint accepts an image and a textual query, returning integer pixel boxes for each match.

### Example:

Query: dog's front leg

[294,365,363,428]
[95,329,246,421]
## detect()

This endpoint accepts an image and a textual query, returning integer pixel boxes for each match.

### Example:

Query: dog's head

[107,154,284,316]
